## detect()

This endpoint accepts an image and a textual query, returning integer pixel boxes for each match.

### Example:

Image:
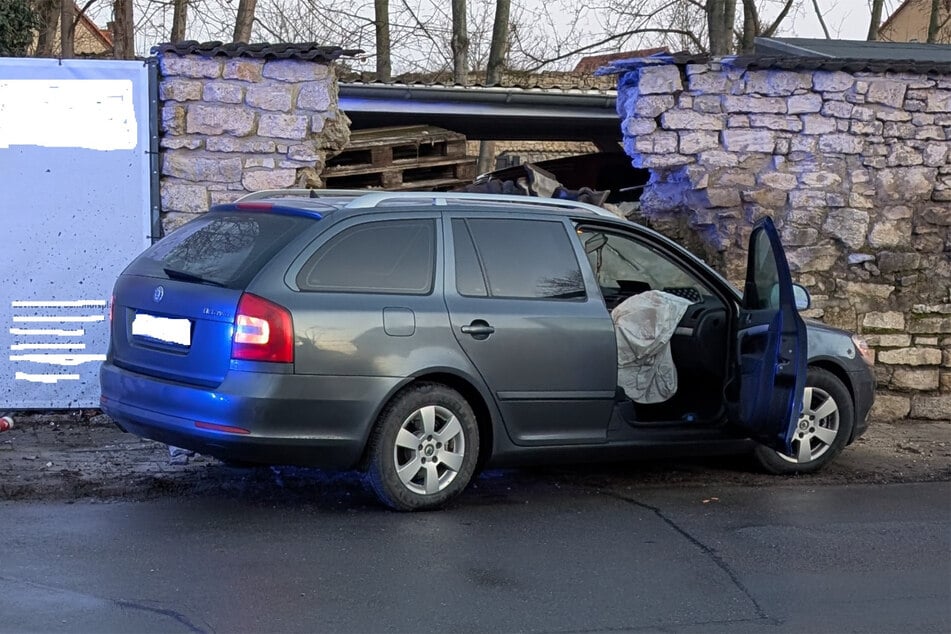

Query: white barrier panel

[0,58,153,408]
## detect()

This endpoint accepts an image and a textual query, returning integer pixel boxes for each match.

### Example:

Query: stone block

[912,112,936,126]
[915,125,945,140]
[626,117,658,135]
[288,143,320,162]
[874,107,913,122]
[163,153,243,183]
[851,120,884,135]
[223,59,264,82]
[679,130,719,154]
[878,252,921,274]
[185,104,256,136]
[878,348,943,365]
[728,114,750,127]
[791,136,819,152]
[923,143,950,167]
[838,281,895,301]
[161,211,203,233]
[693,95,722,114]
[908,317,951,333]
[262,60,331,83]
[640,154,694,168]
[258,114,309,140]
[788,189,826,207]
[866,334,912,347]
[660,111,724,130]
[722,129,775,152]
[782,226,819,245]
[886,146,924,167]
[915,336,940,346]
[704,187,742,207]
[677,94,694,109]
[160,78,203,102]
[823,209,869,249]
[203,81,244,104]
[745,70,810,96]
[800,114,836,135]
[698,150,739,168]
[882,121,916,138]
[159,54,222,79]
[206,136,277,153]
[869,220,912,248]
[299,81,333,111]
[818,133,864,154]
[870,394,911,420]
[910,395,951,421]
[243,157,276,169]
[631,131,678,154]
[749,114,802,131]
[741,187,788,207]
[759,171,798,190]
[687,69,728,93]
[161,104,186,135]
[920,206,951,225]
[891,368,940,390]
[160,137,202,150]
[242,168,298,191]
[925,90,951,113]
[850,106,875,122]
[723,95,787,114]
[246,84,293,111]
[161,181,209,214]
[865,80,906,108]
[787,93,823,114]
[813,71,854,92]
[800,171,843,188]
[875,166,937,201]
[821,101,853,118]
[634,94,675,118]
[862,310,905,332]
[786,247,841,272]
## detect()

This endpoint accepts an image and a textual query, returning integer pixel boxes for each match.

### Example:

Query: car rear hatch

[109,207,318,387]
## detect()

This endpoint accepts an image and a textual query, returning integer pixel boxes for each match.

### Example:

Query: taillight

[231,293,294,363]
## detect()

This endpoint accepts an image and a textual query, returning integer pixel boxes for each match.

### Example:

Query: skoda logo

[153,286,165,303]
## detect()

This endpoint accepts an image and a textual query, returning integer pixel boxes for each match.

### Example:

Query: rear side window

[460,218,586,300]
[128,212,312,289]
[297,219,435,294]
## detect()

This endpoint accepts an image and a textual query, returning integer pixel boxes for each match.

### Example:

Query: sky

[767,1,892,41]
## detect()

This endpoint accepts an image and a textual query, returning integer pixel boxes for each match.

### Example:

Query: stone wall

[615,59,950,422]
[158,52,351,231]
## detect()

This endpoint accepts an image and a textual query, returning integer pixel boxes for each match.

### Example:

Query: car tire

[367,383,480,511]
[753,367,854,475]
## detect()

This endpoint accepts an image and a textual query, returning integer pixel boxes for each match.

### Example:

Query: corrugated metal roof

[597,49,951,75]
[152,41,362,62]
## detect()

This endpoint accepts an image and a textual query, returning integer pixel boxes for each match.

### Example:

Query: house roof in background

[572,47,669,74]
[153,41,362,62]
[877,0,921,34]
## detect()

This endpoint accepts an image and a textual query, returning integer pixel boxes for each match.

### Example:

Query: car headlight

[851,335,874,366]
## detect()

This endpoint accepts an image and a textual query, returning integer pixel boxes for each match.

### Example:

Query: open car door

[734,217,807,455]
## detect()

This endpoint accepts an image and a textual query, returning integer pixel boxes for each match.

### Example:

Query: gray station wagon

[100,190,876,510]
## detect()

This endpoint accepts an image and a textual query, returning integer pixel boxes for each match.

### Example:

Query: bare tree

[112,0,134,57]
[171,0,187,42]
[59,0,74,57]
[477,0,511,174]
[233,0,257,43]
[867,0,884,40]
[451,0,468,84]
[375,0,391,80]
[707,0,735,55]
[927,0,941,42]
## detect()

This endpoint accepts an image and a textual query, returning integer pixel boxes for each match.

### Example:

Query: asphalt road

[1,479,949,634]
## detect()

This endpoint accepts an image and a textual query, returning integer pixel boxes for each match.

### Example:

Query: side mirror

[793,284,811,311]
[768,283,812,310]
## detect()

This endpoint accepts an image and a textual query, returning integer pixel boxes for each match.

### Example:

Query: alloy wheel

[393,405,466,495]
[778,386,840,464]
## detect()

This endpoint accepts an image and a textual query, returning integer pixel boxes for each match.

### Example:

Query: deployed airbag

[612,290,693,404]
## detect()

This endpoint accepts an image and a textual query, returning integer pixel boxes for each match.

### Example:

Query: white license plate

[132,313,191,347]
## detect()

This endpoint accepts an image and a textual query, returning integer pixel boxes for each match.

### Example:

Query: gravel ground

[0,410,948,505]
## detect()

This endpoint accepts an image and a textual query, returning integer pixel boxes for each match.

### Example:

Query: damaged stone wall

[616,60,950,421]
[158,52,351,231]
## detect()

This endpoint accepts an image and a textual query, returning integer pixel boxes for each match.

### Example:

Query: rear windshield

[127,212,313,289]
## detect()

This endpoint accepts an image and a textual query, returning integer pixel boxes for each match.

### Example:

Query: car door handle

[461,320,495,339]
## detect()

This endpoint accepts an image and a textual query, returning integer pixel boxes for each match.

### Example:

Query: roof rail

[236,188,618,218]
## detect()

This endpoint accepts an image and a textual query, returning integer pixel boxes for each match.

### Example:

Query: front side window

[297,219,435,294]
[578,228,712,307]
[457,218,586,300]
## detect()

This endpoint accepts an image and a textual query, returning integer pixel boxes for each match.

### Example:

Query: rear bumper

[848,366,876,442]
[100,361,402,469]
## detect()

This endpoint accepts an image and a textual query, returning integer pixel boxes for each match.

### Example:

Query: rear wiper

[163,267,226,287]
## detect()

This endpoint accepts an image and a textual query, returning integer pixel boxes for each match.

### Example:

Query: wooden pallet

[322,125,476,191]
